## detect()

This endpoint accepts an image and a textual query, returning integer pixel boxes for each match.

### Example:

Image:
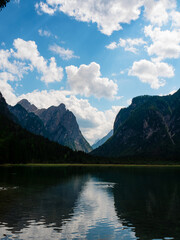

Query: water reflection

[59,179,136,239]
[0,166,180,239]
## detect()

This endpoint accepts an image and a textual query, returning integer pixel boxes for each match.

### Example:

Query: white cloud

[129,59,174,89]
[35,0,178,35]
[127,99,132,106]
[35,2,56,15]
[0,73,17,105]
[0,38,64,103]
[106,42,118,50]
[13,38,63,84]
[35,0,144,35]
[171,10,180,27]
[0,48,32,105]
[145,25,180,60]
[106,38,146,53]
[0,49,30,79]
[38,29,51,37]
[144,0,176,26]
[66,62,118,99]
[49,44,79,60]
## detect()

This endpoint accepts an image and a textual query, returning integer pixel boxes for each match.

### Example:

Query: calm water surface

[0,166,180,240]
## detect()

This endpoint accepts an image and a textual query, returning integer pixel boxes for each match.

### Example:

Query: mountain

[17,99,92,153]
[0,92,91,164]
[8,104,48,137]
[91,90,180,161]
[18,99,38,113]
[92,130,113,150]
[0,92,17,121]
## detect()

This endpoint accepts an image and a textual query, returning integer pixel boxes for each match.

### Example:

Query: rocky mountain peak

[18,99,38,113]
[16,98,92,153]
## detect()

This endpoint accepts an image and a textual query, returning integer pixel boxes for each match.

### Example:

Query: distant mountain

[0,92,91,164]
[91,90,180,160]
[92,130,113,150]
[17,99,92,153]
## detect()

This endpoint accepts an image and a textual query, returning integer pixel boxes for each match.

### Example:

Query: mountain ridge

[0,92,92,164]
[91,89,180,160]
[16,99,92,153]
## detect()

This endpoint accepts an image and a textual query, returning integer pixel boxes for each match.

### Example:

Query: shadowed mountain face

[0,92,17,122]
[0,92,92,164]
[12,99,92,153]
[8,104,48,138]
[92,89,180,160]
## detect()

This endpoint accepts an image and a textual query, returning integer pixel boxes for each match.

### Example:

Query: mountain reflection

[1,166,180,240]
[0,174,136,240]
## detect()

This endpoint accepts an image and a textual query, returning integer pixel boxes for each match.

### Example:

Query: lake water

[0,166,180,240]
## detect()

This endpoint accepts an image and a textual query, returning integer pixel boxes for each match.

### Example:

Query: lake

[0,165,180,240]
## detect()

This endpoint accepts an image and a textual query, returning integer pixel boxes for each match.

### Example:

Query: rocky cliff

[0,92,90,164]
[9,104,48,137]
[91,90,180,160]
[17,99,92,153]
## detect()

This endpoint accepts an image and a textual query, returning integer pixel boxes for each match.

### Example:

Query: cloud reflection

[58,178,136,239]
[0,178,137,240]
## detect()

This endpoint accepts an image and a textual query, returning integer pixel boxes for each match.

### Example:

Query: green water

[0,166,180,240]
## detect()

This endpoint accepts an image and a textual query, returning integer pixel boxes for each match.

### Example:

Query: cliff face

[0,92,85,164]
[9,104,48,137]
[92,90,180,159]
[17,100,92,153]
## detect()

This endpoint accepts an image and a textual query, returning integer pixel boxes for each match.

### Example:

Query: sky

[0,0,180,145]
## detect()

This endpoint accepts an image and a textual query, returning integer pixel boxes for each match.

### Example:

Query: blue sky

[0,0,180,144]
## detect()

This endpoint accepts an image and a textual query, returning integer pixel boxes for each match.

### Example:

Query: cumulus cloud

[35,0,178,35]
[0,38,64,103]
[106,38,146,53]
[35,0,144,35]
[0,49,30,79]
[66,62,118,99]
[0,73,17,105]
[171,10,180,27]
[129,59,174,89]
[143,0,176,26]
[145,25,180,60]
[13,38,63,84]
[49,44,79,60]
[13,89,121,144]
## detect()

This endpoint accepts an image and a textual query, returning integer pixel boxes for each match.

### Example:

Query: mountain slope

[17,99,92,153]
[92,130,113,150]
[91,90,180,160]
[0,92,90,164]
[8,104,48,137]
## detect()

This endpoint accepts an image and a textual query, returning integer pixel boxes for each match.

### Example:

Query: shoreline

[1,163,180,167]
